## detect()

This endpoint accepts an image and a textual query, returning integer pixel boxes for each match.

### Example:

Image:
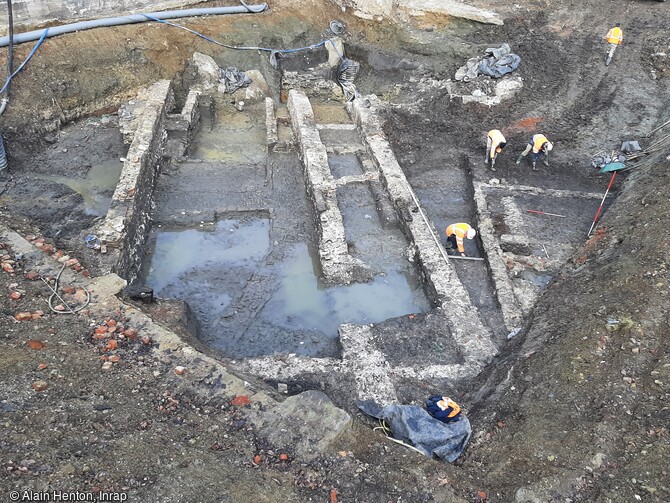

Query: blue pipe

[0,4,269,48]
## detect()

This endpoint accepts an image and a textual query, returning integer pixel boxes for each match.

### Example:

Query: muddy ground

[1,0,669,502]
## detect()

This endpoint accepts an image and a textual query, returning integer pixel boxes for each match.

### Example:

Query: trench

[142,96,431,359]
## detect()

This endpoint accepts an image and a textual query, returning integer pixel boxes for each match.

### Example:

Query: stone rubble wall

[165,89,201,158]
[287,90,372,285]
[350,95,498,366]
[96,79,173,285]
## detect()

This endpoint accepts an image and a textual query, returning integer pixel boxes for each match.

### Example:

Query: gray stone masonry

[287,90,372,285]
[96,80,173,284]
[265,97,278,149]
[350,95,498,366]
[473,181,526,329]
[165,89,201,158]
[339,324,398,404]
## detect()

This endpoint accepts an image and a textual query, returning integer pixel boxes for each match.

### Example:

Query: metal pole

[587,171,616,237]
[445,255,485,261]
[527,209,566,218]
[646,118,670,138]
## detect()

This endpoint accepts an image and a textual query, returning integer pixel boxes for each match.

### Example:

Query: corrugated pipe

[0,135,8,171]
[0,4,269,48]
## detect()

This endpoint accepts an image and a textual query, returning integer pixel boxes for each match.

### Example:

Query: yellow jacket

[532,134,549,153]
[606,27,623,45]
[487,129,506,158]
[446,223,473,253]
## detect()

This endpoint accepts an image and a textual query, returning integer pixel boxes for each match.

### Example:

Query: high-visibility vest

[607,27,623,45]
[446,223,472,253]
[488,129,506,158]
[532,134,549,153]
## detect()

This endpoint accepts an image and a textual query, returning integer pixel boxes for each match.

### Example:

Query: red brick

[174,366,187,376]
[81,270,91,278]
[27,339,46,350]
[37,363,48,370]
[31,312,43,319]
[94,326,107,335]
[104,340,118,351]
[61,286,76,294]
[15,312,33,321]
[32,380,48,391]
[41,244,55,254]
[25,271,38,280]
[9,291,21,300]
[231,395,251,406]
[65,258,79,267]
[109,355,121,363]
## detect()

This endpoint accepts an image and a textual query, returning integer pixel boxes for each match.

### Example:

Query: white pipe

[0,4,269,48]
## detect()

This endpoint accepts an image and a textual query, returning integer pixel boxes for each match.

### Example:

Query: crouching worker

[485,129,507,171]
[445,222,477,257]
[516,133,553,171]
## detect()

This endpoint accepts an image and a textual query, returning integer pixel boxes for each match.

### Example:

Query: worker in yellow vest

[484,129,507,171]
[516,133,553,171]
[445,223,477,257]
[605,23,623,66]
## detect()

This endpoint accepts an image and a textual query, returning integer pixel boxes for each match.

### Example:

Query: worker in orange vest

[484,129,507,171]
[516,133,553,171]
[605,23,623,66]
[445,223,477,257]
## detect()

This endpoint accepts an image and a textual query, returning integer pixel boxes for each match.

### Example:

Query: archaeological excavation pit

[1,0,663,409]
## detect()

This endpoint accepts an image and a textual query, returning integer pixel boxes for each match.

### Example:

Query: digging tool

[446,255,485,261]
[526,209,566,218]
[646,118,670,138]
[587,171,616,237]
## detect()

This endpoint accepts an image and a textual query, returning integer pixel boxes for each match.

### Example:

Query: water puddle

[261,243,430,338]
[188,99,266,163]
[143,218,270,313]
[34,159,123,216]
[142,217,429,357]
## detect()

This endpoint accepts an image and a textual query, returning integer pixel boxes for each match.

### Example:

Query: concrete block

[249,390,352,460]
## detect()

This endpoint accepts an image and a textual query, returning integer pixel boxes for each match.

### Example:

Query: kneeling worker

[446,222,477,257]
[485,129,507,171]
[516,133,553,171]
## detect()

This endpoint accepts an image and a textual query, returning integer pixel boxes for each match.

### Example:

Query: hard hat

[545,142,553,152]
[467,228,477,239]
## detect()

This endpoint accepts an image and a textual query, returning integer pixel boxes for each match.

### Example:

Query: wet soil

[1,0,669,502]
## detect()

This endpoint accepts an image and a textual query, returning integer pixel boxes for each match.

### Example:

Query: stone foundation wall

[287,89,372,285]
[96,79,173,284]
[350,95,498,365]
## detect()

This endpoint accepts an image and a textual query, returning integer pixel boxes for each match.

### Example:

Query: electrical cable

[41,263,91,314]
[0,28,48,97]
